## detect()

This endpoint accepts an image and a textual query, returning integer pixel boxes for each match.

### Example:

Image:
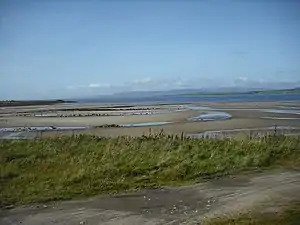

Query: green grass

[204,201,300,225]
[1,135,300,206]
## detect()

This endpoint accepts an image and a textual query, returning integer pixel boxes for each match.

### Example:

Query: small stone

[148,198,151,201]
[43,205,48,208]
[79,221,85,225]
[4,205,14,210]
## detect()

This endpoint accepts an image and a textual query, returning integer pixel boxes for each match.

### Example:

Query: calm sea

[77,93,300,105]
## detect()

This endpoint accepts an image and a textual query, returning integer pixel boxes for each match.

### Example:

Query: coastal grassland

[204,201,300,225]
[1,134,300,206]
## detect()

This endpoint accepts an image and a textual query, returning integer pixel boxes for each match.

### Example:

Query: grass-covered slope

[1,135,300,206]
[204,201,300,225]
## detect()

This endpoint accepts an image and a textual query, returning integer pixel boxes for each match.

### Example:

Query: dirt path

[1,170,300,225]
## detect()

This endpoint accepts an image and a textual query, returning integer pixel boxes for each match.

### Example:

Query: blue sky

[1,0,300,100]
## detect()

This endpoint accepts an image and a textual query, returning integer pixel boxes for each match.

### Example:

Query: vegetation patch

[204,201,300,225]
[1,135,300,206]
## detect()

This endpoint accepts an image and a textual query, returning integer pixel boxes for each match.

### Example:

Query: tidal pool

[184,105,213,111]
[34,113,59,117]
[0,132,37,140]
[122,121,172,127]
[262,109,300,115]
[261,117,300,120]
[0,126,87,132]
[189,126,297,138]
[188,111,232,121]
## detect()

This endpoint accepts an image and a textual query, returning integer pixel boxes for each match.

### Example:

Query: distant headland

[0,99,75,107]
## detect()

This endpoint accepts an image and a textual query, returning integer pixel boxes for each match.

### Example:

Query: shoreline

[1,101,300,139]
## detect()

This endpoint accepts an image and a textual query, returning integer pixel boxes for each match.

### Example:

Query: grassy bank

[205,201,300,225]
[1,135,300,206]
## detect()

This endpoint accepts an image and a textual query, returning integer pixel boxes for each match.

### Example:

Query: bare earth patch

[1,170,300,225]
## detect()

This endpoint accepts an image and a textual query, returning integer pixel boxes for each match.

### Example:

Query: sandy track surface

[1,170,300,225]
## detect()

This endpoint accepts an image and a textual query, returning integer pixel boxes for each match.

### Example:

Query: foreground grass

[1,135,300,206]
[204,201,300,225]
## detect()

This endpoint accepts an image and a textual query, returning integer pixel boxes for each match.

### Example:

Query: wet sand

[200,101,300,109]
[0,110,198,127]
[1,101,300,138]
[39,118,300,138]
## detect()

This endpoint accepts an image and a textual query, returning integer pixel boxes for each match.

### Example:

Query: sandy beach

[1,101,300,139]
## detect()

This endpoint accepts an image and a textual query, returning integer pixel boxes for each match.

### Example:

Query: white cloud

[88,83,101,88]
[175,81,183,86]
[67,85,76,90]
[130,77,197,90]
[67,85,84,90]
[88,83,111,88]
[67,83,112,89]
[236,76,248,82]
[133,77,153,85]
[232,77,300,89]
[68,76,222,94]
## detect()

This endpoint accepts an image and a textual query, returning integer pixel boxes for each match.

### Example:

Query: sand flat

[2,101,300,139]
[0,110,198,127]
[40,118,300,138]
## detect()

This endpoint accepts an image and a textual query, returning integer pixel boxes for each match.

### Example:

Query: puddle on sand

[53,126,87,130]
[262,109,300,115]
[0,126,87,132]
[190,126,297,138]
[188,111,232,122]
[122,121,172,127]
[278,106,300,110]
[164,104,213,112]
[0,132,37,140]
[210,108,300,114]
[184,105,213,111]
[34,113,58,117]
[261,117,300,120]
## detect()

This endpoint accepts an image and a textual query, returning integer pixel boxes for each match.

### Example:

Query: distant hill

[182,87,300,96]
[110,89,202,98]
[248,87,300,94]
[108,87,270,98]
[78,87,300,103]
[0,99,75,107]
